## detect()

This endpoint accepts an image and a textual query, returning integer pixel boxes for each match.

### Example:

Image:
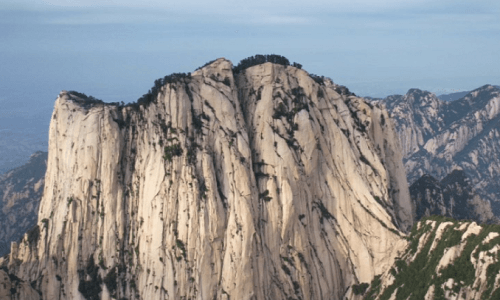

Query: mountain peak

[405,88,438,102]
[193,57,232,74]
[1,56,413,300]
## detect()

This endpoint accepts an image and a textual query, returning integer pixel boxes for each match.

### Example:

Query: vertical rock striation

[2,58,411,300]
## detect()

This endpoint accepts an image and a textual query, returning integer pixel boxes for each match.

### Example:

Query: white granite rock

[3,58,412,300]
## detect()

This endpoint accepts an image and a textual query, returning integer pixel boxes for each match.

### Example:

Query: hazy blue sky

[0,0,499,169]
[2,0,500,100]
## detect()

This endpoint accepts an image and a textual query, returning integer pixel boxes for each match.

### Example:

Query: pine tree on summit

[233,54,294,73]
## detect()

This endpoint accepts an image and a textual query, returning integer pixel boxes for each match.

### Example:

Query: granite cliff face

[379,85,500,215]
[0,151,47,257]
[0,58,412,300]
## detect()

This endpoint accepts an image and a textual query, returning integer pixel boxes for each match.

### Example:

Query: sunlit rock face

[1,58,412,300]
[379,85,500,215]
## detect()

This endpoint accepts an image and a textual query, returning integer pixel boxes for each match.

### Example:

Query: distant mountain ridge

[438,90,470,102]
[379,84,500,216]
[0,151,47,257]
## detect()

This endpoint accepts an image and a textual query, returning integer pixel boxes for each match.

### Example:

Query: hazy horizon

[1,0,499,171]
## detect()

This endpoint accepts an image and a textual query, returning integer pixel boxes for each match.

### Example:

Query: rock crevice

[1,58,411,300]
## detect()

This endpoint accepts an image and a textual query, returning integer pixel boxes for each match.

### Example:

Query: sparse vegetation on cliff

[233,54,304,73]
[362,216,500,300]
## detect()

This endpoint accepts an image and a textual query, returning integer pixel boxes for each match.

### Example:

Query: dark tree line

[68,71,192,110]
[136,73,191,107]
[68,91,104,104]
[195,59,217,71]
[67,91,109,109]
[233,54,302,73]
[68,91,127,107]
[309,74,325,85]
[69,55,309,111]
[334,85,356,97]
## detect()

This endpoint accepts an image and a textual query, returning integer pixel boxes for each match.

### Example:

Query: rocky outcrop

[0,151,47,257]
[382,89,447,159]
[379,85,500,215]
[0,268,40,300]
[410,170,498,224]
[1,57,412,300]
[356,216,500,300]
